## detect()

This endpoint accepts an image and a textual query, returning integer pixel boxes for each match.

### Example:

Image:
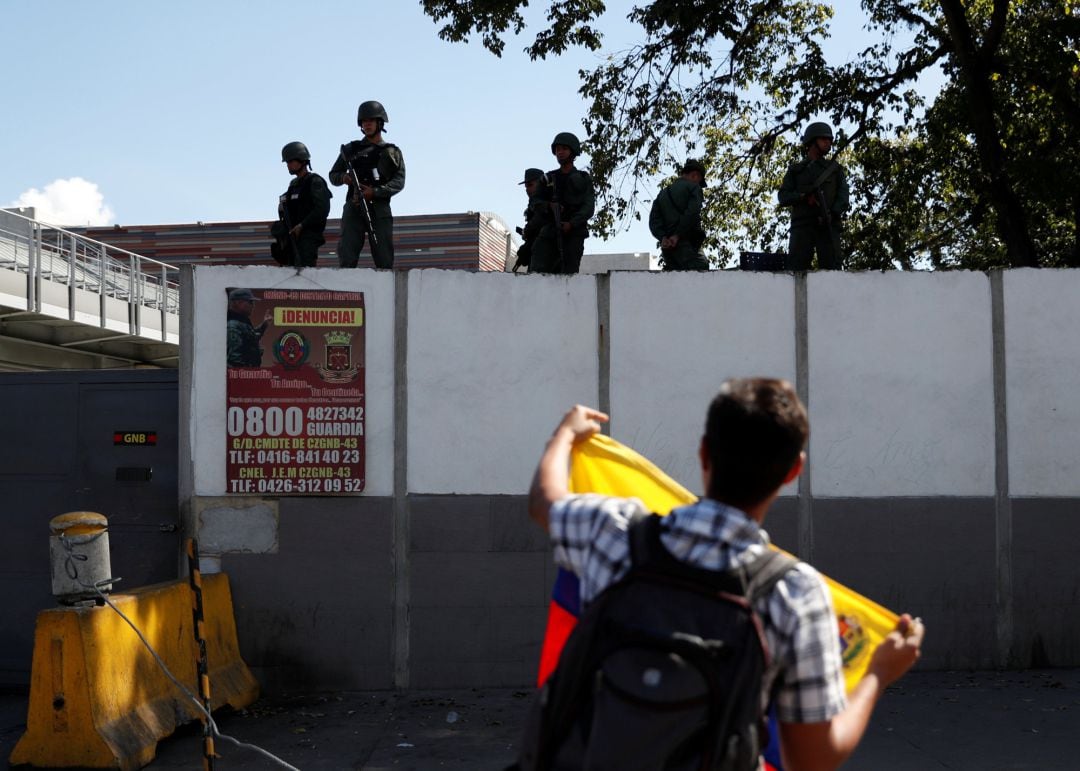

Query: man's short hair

[703,378,809,509]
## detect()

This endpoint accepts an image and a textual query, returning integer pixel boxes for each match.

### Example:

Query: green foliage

[421,0,1079,268]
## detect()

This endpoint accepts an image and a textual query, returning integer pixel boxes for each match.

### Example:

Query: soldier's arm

[648,196,667,241]
[675,183,703,237]
[567,172,595,228]
[777,166,803,207]
[226,326,243,367]
[328,147,351,187]
[374,146,406,199]
[302,176,332,228]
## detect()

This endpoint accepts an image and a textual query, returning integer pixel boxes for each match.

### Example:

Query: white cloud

[8,178,115,227]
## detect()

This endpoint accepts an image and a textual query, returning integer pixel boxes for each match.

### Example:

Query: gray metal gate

[0,370,179,684]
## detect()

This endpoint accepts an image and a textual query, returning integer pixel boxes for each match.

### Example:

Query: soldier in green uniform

[226,288,271,368]
[273,142,332,268]
[515,167,559,273]
[777,122,849,270]
[329,100,405,269]
[547,132,595,274]
[649,159,709,271]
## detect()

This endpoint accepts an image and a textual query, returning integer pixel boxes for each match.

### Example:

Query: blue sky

[2,1,927,258]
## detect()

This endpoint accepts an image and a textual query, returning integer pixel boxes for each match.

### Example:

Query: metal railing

[0,209,179,341]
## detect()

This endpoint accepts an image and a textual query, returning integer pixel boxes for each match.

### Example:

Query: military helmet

[551,132,582,156]
[358,100,389,125]
[519,168,546,185]
[281,141,311,163]
[801,122,834,144]
[229,288,256,302]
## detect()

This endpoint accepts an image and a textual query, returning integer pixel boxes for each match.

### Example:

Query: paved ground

[4,669,1079,769]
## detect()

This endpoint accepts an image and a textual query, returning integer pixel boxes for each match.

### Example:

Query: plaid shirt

[549,493,848,724]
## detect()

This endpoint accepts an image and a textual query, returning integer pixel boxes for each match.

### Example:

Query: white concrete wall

[609,271,796,493]
[187,266,396,496]
[1005,269,1080,497]
[407,271,598,494]
[808,272,996,497]
[185,267,1073,502]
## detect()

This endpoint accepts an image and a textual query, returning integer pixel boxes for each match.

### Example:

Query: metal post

[27,222,38,312]
[99,244,107,327]
[160,265,168,342]
[185,539,215,770]
[128,255,138,335]
[68,233,77,321]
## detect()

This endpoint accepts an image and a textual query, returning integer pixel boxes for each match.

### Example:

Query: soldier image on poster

[226,288,271,368]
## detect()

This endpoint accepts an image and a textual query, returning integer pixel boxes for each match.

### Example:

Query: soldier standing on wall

[272,142,331,268]
[328,100,406,269]
[649,159,710,271]
[547,132,595,274]
[515,168,559,273]
[777,121,849,271]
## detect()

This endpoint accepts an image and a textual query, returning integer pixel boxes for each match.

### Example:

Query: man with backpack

[523,378,924,770]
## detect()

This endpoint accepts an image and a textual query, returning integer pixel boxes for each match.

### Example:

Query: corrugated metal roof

[76,212,513,271]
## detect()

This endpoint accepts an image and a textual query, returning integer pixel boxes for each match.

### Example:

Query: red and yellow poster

[225,288,365,495]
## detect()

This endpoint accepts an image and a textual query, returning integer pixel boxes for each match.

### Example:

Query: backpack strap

[629,512,798,599]
[743,549,799,603]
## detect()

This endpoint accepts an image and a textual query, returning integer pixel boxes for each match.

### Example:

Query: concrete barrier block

[9,573,258,770]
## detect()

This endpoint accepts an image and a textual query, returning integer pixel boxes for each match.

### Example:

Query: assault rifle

[547,173,565,271]
[270,192,301,266]
[807,159,841,227]
[339,143,379,253]
[512,226,531,273]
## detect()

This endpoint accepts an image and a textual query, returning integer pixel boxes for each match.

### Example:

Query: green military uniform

[547,168,595,274]
[226,289,267,368]
[778,123,849,271]
[649,167,708,271]
[278,173,332,267]
[547,132,594,274]
[329,138,404,268]
[516,168,559,273]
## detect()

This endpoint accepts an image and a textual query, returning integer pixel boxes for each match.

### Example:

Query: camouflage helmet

[358,100,389,125]
[281,141,311,163]
[801,122,834,145]
[551,132,582,156]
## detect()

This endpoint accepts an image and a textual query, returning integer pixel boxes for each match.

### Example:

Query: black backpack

[516,513,797,771]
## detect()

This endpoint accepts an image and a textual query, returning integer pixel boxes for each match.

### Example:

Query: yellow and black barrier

[10,572,259,770]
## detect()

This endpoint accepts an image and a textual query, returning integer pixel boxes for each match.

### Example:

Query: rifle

[271,192,302,266]
[512,226,531,273]
[807,160,841,227]
[547,172,566,271]
[339,143,380,253]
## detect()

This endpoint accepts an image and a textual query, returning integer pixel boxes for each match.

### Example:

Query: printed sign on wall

[225,288,365,495]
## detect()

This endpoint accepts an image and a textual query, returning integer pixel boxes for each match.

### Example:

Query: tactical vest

[343,140,396,185]
[280,173,317,228]
[548,168,592,223]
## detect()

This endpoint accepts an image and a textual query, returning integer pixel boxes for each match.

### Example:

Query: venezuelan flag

[536,434,898,770]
